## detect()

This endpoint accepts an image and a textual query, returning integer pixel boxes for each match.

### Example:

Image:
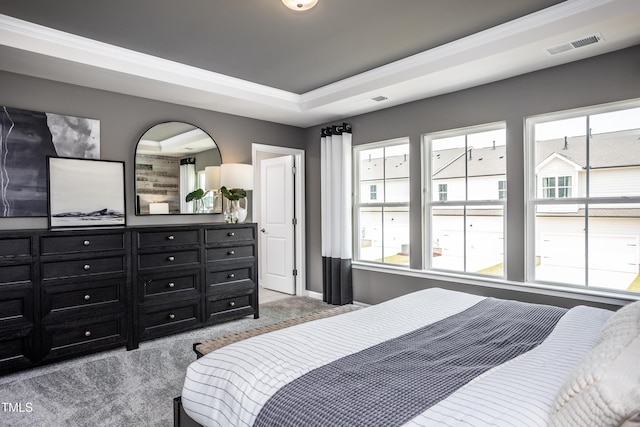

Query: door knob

[260,228,266,233]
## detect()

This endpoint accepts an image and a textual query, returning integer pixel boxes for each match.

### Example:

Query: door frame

[252,143,306,297]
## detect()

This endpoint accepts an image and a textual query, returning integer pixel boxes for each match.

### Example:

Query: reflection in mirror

[135,122,222,215]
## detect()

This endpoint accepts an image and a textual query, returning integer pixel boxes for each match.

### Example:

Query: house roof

[432,129,640,179]
[535,129,640,169]
[433,145,507,179]
[1,0,639,127]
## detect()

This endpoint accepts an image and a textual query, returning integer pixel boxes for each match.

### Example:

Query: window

[541,176,572,198]
[498,181,507,200]
[370,184,378,200]
[424,123,506,277]
[438,184,448,201]
[354,139,410,266]
[526,101,640,294]
[558,176,572,198]
[542,177,556,198]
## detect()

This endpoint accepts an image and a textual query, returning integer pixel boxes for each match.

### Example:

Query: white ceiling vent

[545,33,604,55]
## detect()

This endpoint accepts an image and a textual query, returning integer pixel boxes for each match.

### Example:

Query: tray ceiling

[1,0,639,127]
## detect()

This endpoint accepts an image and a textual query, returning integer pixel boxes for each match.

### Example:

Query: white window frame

[353,137,410,265]
[422,122,507,276]
[525,98,640,291]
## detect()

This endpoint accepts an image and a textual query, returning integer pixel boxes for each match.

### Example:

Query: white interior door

[260,155,296,294]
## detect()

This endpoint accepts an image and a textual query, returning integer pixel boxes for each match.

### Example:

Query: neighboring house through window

[354,139,410,266]
[526,100,640,293]
[424,123,506,277]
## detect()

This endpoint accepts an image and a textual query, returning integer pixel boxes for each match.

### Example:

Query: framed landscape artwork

[47,157,125,229]
[0,105,100,217]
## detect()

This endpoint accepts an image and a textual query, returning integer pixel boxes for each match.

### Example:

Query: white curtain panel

[180,158,196,213]
[321,123,353,305]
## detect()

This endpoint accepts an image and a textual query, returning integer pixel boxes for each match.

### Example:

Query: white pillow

[550,300,640,427]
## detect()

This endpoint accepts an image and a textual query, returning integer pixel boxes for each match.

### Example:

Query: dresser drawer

[44,279,123,312]
[44,315,126,359]
[0,331,34,373]
[206,227,255,244]
[139,269,200,301]
[0,264,32,285]
[41,256,125,280]
[207,293,252,313]
[206,245,254,262]
[205,291,254,323]
[137,229,200,248]
[0,287,33,328]
[41,233,125,255]
[138,249,200,269]
[206,266,253,286]
[0,237,31,258]
[139,300,200,340]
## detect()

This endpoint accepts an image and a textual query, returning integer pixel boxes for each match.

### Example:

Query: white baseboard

[302,290,369,307]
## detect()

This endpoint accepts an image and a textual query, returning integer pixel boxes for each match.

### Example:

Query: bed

[178,288,640,427]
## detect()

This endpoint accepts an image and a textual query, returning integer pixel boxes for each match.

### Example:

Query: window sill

[352,261,639,306]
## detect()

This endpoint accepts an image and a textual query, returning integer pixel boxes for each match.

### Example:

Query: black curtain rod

[321,122,352,137]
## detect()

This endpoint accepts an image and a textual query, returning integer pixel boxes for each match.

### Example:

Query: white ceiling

[0,0,639,128]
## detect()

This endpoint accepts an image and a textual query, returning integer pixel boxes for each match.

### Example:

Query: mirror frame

[134,122,222,215]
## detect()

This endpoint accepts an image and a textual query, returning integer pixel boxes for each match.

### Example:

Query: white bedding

[181,288,613,427]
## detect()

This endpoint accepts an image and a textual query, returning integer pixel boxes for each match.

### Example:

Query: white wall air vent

[545,33,604,55]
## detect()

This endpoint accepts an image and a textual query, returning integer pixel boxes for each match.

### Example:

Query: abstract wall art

[47,157,125,229]
[0,106,100,217]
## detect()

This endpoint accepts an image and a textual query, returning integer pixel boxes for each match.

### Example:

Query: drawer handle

[167,256,175,262]
[227,250,235,256]
[83,264,91,271]
[84,294,91,301]
[168,313,176,320]
[167,235,175,240]
[227,232,235,237]
[227,273,235,279]
[83,240,91,246]
[229,301,236,307]
[84,331,91,337]
[168,282,175,288]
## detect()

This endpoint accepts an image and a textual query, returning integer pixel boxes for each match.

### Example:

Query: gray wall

[2,45,639,309]
[304,45,640,309]
[0,70,305,230]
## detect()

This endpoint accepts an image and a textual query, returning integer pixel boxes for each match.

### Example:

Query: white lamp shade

[205,166,221,190]
[220,163,254,190]
[149,202,169,214]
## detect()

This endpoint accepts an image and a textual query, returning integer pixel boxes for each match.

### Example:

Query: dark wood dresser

[39,229,130,362]
[0,223,258,375]
[0,231,35,373]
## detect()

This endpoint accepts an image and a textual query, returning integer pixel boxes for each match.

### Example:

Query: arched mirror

[134,122,222,215]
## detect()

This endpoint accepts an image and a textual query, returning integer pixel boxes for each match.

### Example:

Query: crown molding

[301,0,632,109]
[0,14,301,110]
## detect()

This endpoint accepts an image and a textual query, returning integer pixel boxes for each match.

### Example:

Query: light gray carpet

[0,296,337,427]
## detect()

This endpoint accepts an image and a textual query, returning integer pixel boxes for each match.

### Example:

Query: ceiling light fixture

[282,0,318,12]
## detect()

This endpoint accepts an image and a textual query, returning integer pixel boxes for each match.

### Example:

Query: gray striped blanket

[181,288,613,427]
[254,298,566,427]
